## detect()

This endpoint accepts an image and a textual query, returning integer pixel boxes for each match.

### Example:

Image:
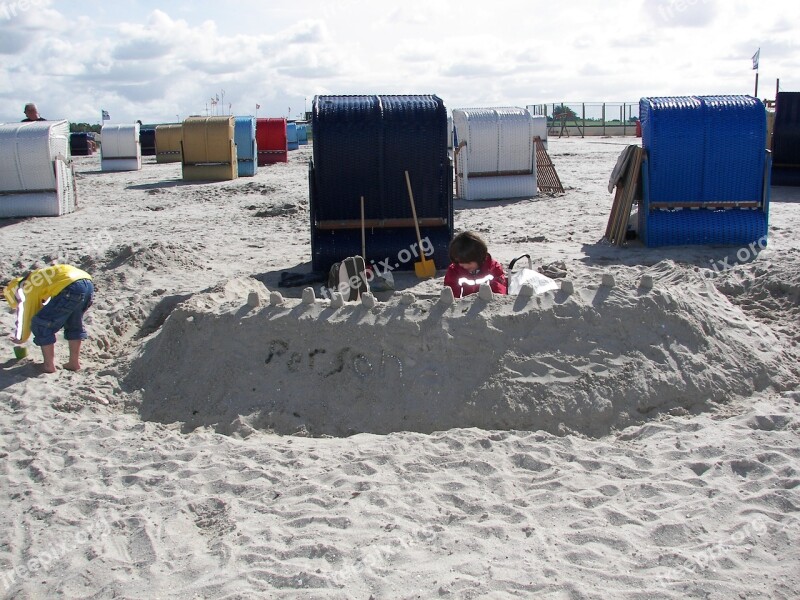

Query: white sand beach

[1,137,799,599]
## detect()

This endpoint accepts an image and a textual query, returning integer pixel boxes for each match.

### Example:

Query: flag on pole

[102,110,110,121]
[752,48,760,70]
[256,103,261,110]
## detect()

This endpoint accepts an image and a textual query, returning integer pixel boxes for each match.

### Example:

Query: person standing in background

[21,103,46,122]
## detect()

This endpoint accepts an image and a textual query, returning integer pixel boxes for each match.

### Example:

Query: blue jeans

[31,279,94,346]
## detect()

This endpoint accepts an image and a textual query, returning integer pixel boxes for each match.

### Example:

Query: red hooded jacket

[443,254,508,298]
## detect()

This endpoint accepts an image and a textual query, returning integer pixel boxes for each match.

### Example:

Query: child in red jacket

[443,231,507,298]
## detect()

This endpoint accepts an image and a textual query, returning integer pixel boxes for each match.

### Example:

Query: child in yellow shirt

[4,265,94,373]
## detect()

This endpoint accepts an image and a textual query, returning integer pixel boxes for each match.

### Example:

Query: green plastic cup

[13,346,28,360]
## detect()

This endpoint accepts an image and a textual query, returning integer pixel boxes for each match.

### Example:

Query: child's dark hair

[449,231,488,265]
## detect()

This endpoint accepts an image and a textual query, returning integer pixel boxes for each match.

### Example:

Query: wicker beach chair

[287,122,299,151]
[101,123,142,171]
[155,124,182,163]
[771,91,800,186]
[140,128,156,156]
[639,95,770,247]
[181,116,237,181]
[452,107,538,201]
[309,94,452,273]
[297,123,308,145]
[255,118,287,165]
[0,120,77,217]
[69,132,94,156]
[234,116,257,177]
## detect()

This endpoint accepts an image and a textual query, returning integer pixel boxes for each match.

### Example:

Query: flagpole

[752,47,760,98]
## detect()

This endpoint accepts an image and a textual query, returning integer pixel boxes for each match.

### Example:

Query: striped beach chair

[452,107,538,201]
[101,123,142,171]
[181,116,238,181]
[0,120,77,217]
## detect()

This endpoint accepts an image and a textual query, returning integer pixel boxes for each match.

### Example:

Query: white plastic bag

[508,254,559,296]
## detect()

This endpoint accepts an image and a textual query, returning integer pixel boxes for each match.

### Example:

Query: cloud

[112,40,173,61]
[281,19,327,44]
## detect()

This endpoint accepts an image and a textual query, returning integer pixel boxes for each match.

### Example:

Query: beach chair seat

[234,116,257,177]
[452,107,538,201]
[101,123,142,171]
[181,116,238,181]
[0,120,77,217]
[639,95,770,247]
[155,124,182,163]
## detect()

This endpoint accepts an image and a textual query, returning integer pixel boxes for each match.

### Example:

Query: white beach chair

[101,123,142,171]
[0,120,77,217]
[453,107,538,201]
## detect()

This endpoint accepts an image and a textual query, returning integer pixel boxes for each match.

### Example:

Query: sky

[0,0,797,124]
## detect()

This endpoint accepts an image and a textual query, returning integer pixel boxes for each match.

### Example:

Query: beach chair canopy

[234,116,257,177]
[69,132,95,156]
[234,116,256,161]
[309,94,452,272]
[296,123,308,144]
[255,118,288,164]
[287,122,299,150]
[0,119,76,216]
[0,120,70,192]
[771,91,800,185]
[452,106,538,200]
[453,107,536,174]
[639,95,769,247]
[181,116,237,181]
[140,128,156,156]
[155,123,182,163]
[182,116,235,164]
[101,123,141,159]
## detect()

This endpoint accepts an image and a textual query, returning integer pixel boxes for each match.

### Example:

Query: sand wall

[124,264,794,438]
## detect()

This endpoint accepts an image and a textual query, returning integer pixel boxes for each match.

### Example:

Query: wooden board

[605,146,643,246]
[534,137,564,194]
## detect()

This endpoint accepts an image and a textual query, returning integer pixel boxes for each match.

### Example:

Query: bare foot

[64,361,81,372]
[38,363,57,374]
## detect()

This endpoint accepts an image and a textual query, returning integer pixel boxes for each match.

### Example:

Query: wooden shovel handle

[404,171,425,255]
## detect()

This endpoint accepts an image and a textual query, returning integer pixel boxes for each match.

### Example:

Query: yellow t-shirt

[4,265,92,342]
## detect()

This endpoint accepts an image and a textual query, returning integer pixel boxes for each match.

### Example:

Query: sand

[1,137,798,599]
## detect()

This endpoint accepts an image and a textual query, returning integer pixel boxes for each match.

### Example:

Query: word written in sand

[264,339,404,379]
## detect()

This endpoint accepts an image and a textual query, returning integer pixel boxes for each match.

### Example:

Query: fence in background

[527,102,640,137]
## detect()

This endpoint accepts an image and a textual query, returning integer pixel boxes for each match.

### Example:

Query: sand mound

[124,264,797,437]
